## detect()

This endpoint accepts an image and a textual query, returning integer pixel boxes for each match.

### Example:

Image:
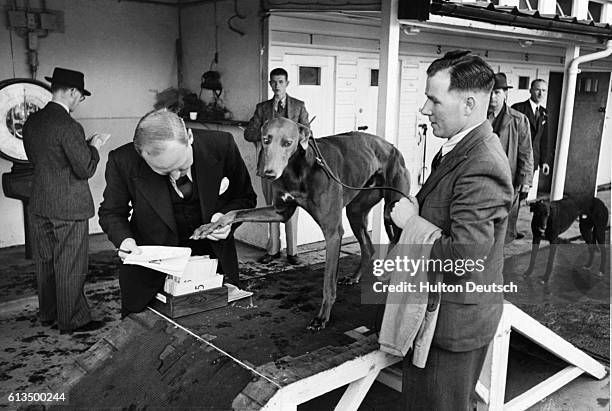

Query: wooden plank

[505,303,606,379]
[486,309,512,410]
[376,365,402,392]
[503,366,585,411]
[334,369,381,411]
[475,381,489,406]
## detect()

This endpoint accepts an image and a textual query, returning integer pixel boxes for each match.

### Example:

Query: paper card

[123,246,191,277]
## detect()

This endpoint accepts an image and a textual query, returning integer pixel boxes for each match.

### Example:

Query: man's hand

[88,133,111,150]
[542,163,550,175]
[390,196,419,228]
[118,237,141,261]
[518,184,530,201]
[205,213,231,241]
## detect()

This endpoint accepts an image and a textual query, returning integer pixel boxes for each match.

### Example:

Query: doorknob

[599,106,606,113]
[357,125,368,131]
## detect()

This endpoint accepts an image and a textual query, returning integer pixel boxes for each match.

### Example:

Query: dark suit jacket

[493,104,534,188]
[98,129,257,276]
[244,95,309,142]
[512,100,548,168]
[416,121,513,351]
[23,102,100,220]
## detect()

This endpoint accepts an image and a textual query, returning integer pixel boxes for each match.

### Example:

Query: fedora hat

[45,67,91,96]
[493,72,513,90]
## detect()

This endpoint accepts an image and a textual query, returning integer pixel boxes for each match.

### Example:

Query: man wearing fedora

[488,72,533,242]
[23,67,110,334]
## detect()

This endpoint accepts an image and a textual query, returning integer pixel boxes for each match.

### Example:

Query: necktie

[276,100,284,115]
[431,149,444,171]
[175,175,193,200]
[534,106,540,122]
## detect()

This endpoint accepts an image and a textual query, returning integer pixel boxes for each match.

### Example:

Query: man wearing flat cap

[23,67,110,334]
[488,72,533,242]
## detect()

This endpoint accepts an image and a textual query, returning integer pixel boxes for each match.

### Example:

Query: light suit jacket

[494,103,534,188]
[244,95,309,142]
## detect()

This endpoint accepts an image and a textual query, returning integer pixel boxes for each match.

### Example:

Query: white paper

[123,246,191,277]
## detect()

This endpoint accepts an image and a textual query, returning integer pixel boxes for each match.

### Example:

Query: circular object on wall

[0,78,52,163]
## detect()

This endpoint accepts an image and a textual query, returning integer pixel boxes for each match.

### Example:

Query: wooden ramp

[235,302,607,411]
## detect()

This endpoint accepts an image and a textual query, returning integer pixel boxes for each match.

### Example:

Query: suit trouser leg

[51,218,91,330]
[29,213,57,322]
[402,344,489,411]
[505,190,520,243]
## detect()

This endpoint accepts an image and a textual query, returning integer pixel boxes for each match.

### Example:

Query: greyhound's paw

[306,317,328,331]
[338,275,360,285]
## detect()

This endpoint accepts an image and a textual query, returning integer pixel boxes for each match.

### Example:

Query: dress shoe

[515,232,525,240]
[257,252,281,264]
[286,255,304,265]
[60,320,106,335]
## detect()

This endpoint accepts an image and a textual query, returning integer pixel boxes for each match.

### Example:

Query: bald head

[134,109,190,156]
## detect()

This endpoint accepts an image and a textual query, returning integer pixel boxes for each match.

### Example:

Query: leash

[307,135,410,199]
[148,307,283,388]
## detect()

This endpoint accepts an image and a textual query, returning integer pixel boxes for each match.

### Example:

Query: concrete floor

[0,191,610,410]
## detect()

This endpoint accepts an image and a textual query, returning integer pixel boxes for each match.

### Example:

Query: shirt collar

[53,100,70,113]
[529,99,541,114]
[440,121,484,157]
[169,168,193,199]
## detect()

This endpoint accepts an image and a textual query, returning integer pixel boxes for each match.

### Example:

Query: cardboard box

[150,287,228,318]
[163,256,221,296]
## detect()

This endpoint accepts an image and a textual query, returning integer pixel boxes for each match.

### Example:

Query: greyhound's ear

[297,123,312,150]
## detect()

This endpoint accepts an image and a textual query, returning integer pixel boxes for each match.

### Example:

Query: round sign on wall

[0,79,52,163]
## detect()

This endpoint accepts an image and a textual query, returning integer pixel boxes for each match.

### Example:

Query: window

[578,77,599,93]
[299,66,321,86]
[518,76,530,90]
[556,0,572,16]
[370,69,379,87]
[588,1,602,21]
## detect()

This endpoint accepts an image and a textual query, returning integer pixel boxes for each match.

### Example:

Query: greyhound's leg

[595,225,607,276]
[308,219,344,331]
[579,219,596,270]
[524,238,541,277]
[541,240,558,284]
[339,191,381,285]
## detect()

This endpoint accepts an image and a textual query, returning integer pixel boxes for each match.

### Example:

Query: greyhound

[192,117,410,330]
[524,197,609,283]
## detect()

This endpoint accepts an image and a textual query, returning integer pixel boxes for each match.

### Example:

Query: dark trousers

[505,190,520,243]
[402,344,489,411]
[119,239,219,317]
[29,213,91,331]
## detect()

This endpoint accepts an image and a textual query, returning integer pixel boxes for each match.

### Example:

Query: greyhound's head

[257,117,312,180]
[530,200,550,236]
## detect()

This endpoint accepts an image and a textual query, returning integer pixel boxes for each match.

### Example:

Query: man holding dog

[488,73,533,242]
[244,67,309,265]
[512,79,550,199]
[23,67,110,334]
[390,51,513,410]
[99,109,256,317]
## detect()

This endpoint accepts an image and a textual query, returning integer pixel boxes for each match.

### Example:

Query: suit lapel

[133,160,177,233]
[417,122,490,204]
[192,137,221,220]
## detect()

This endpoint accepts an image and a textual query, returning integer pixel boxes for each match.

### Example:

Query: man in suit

[23,67,109,334]
[244,67,309,265]
[512,79,550,199]
[488,73,533,242]
[99,109,256,317]
[391,51,513,410]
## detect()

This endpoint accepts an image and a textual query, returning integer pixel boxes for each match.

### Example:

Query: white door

[277,55,335,139]
[356,58,379,133]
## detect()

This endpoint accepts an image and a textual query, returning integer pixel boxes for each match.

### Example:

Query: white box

[163,256,222,296]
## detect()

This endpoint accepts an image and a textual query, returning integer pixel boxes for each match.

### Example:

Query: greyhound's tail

[382,147,411,244]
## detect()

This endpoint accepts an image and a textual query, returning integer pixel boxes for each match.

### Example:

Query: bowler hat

[45,67,91,96]
[493,73,513,90]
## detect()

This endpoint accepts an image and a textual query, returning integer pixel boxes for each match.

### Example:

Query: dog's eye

[262,137,271,145]
[282,140,293,147]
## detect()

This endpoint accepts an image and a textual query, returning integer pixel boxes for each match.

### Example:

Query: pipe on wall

[550,39,612,201]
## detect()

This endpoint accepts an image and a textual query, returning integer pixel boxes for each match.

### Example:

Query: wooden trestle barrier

[232,302,607,411]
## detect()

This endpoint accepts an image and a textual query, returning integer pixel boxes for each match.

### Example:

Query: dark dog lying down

[525,196,609,283]
[192,118,411,330]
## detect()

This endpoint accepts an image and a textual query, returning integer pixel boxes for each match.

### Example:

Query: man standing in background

[23,67,109,334]
[488,73,533,242]
[512,79,550,200]
[244,68,309,265]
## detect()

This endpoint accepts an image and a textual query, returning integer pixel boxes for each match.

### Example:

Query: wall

[0,0,178,247]
[180,1,268,248]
